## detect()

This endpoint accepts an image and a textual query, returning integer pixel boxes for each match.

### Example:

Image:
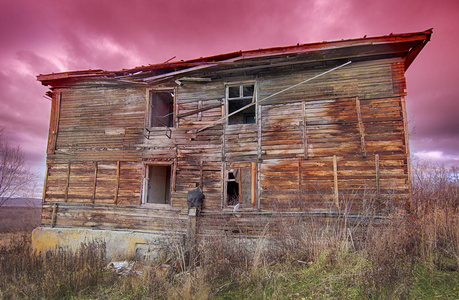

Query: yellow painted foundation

[32,227,184,260]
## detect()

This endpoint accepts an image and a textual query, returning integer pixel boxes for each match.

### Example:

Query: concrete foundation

[32,227,185,261]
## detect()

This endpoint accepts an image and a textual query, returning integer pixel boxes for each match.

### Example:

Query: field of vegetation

[0,161,458,299]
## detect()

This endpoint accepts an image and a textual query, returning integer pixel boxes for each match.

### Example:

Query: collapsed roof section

[37,29,432,87]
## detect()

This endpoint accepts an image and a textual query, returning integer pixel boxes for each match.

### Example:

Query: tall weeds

[0,161,457,299]
[0,236,109,299]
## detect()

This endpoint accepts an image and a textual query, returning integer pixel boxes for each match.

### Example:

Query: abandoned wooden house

[33,29,432,258]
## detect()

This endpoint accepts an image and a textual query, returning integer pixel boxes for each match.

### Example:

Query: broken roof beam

[175,77,212,85]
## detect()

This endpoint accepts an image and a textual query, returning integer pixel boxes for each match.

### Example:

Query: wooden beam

[401,96,413,210]
[51,203,58,228]
[172,159,177,192]
[114,161,120,205]
[48,92,62,155]
[257,97,262,160]
[177,77,212,82]
[222,161,226,208]
[298,156,302,192]
[174,87,179,127]
[333,155,339,209]
[199,160,203,188]
[42,164,50,203]
[64,162,70,202]
[53,92,62,154]
[251,162,257,207]
[92,162,98,204]
[375,154,380,200]
[355,97,367,158]
[302,101,309,159]
[198,100,203,121]
[238,167,242,204]
[176,103,222,118]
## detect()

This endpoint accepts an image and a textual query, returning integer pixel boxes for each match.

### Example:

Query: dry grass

[0,160,457,299]
[0,206,41,234]
[0,236,109,299]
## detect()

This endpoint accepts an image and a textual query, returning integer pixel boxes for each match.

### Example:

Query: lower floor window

[143,165,171,204]
[226,162,256,207]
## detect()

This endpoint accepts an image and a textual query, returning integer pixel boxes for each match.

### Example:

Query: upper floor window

[148,90,174,128]
[226,83,256,125]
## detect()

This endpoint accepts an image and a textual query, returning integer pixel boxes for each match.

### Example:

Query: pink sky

[1,0,458,192]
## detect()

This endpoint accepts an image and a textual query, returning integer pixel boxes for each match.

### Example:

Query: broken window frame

[141,162,174,207]
[145,88,176,129]
[225,82,257,125]
[225,162,257,208]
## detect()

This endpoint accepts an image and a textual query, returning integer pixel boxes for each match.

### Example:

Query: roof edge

[37,29,433,85]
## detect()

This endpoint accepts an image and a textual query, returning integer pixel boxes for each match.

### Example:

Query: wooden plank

[64,162,70,202]
[51,203,58,228]
[355,97,367,157]
[114,161,120,204]
[298,156,302,192]
[91,162,98,203]
[222,161,226,208]
[400,96,412,210]
[333,155,339,209]
[172,159,177,192]
[257,100,262,160]
[375,154,380,199]
[238,167,242,204]
[302,101,309,159]
[53,92,62,154]
[177,102,222,118]
[251,162,257,207]
[200,160,203,188]
[42,164,50,202]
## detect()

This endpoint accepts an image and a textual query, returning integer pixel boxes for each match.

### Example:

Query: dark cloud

[0,0,459,192]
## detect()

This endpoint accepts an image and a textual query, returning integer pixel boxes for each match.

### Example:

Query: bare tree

[0,127,33,206]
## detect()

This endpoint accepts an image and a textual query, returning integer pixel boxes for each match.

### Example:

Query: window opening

[226,166,253,206]
[144,165,171,204]
[227,170,239,205]
[149,91,174,127]
[226,83,256,125]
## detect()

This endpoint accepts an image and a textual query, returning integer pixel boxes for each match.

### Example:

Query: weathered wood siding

[42,56,410,230]
[173,82,225,209]
[42,203,187,232]
[256,59,409,211]
[44,84,146,206]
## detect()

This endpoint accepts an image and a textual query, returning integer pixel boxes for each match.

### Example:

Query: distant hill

[0,198,42,208]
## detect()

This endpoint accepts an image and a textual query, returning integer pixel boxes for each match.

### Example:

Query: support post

[199,160,203,188]
[51,203,58,228]
[355,97,367,158]
[92,162,98,203]
[333,155,339,209]
[64,162,70,202]
[237,168,242,204]
[298,156,302,192]
[187,207,199,252]
[400,96,413,211]
[114,161,120,204]
[51,92,62,154]
[375,154,380,200]
[42,164,50,203]
[302,101,309,159]
[251,162,257,207]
